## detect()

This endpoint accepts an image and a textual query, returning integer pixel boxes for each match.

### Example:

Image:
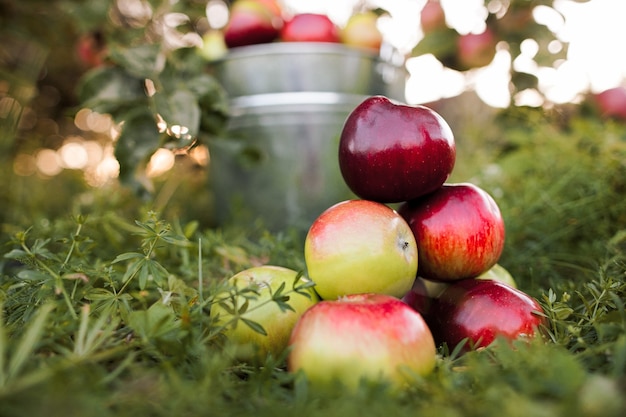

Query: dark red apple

[456,27,497,70]
[429,278,546,353]
[280,13,340,43]
[401,276,447,321]
[223,0,283,48]
[420,0,447,34]
[592,86,626,121]
[398,183,505,281]
[338,95,456,203]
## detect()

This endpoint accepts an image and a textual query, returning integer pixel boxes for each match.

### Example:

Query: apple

[304,199,418,300]
[223,0,283,48]
[76,31,107,69]
[338,96,456,203]
[429,278,546,353]
[402,263,516,319]
[340,11,383,52]
[197,30,228,61]
[280,13,340,43]
[287,293,437,391]
[398,183,505,282]
[401,276,447,320]
[420,0,447,34]
[476,263,516,288]
[456,27,498,70]
[592,86,626,121]
[210,265,319,361]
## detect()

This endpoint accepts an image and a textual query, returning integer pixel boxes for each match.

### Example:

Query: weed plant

[1,110,626,416]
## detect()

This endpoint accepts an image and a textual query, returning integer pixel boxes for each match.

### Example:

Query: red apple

[456,27,498,70]
[210,265,319,361]
[420,0,447,34]
[401,276,447,320]
[287,293,437,391]
[76,31,107,69]
[340,11,383,52]
[429,278,546,353]
[304,199,418,301]
[338,96,456,203]
[592,86,626,121]
[398,183,505,282]
[280,13,340,43]
[402,263,516,319]
[223,0,283,48]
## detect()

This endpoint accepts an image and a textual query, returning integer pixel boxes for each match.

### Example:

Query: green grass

[1,109,626,416]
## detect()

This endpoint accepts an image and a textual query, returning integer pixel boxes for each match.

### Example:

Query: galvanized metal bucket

[208,43,407,232]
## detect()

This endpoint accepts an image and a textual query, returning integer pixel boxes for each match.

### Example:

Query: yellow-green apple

[304,199,418,300]
[197,30,228,61]
[280,13,340,43]
[210,265,319,361]
[338,96,456,203]
[340,11,383,52]
[398,183,505,282]
[592,86,626,121]
[429,278,546,353]
[287,293,437,391]
[477,263,516,288]
[456,27,498,70]
[223,0,283,48]
[420,0,447,34]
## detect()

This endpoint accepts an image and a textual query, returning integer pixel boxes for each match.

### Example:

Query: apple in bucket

[340,11,383,52]
[287,293,437,391]
[223,0,284,48]
[280,13,340,43]
[304,199,418,300]
[339,96,456,203]
[210,265,319,361]
[398,183,505,282]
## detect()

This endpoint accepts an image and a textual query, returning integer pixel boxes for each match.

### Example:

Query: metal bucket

[209,42,406,99]
[208,43,407,232]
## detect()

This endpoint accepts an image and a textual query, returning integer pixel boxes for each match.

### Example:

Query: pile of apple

[220,0,383,52]
[211,95,547,392]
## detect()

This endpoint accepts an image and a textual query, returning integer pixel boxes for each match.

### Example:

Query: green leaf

[114,108,161,185]
[145,259,169,287]
[108,44,162,78]
[240,318,267,336]
[77,66,146,116]
[153,89,200,139]
[5,303,55,383]
[3,249,28,260]
[112,252,145,264]
[127,301,179,340]
[16,270,51,282]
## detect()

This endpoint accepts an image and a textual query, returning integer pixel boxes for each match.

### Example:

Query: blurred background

[1,0,625,235]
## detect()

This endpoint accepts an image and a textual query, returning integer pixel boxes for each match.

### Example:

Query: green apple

[340,11,383,52]
[476,263,517,288]
[210,265,319,361]
[304,199,418,300]
[287,293,437,392]
[197,30,228,61]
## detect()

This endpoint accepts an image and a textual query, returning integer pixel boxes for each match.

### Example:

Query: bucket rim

[229,92,371,111]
